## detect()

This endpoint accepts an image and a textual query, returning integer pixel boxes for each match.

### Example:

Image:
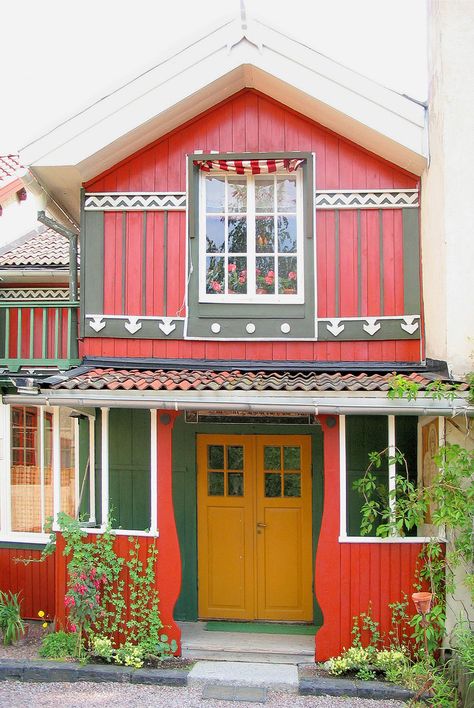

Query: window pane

[256,257,275,294]
[60,410,76,518]
[206,177,225,212]
[206,216,225,252]
[228,472,244,496]
[278,256,298,295]
[228,258,247,294]
[255,178,274,212]
[284,473,301,497]
[208,471,225,496]
[255,217,274,253]
[283,446,301,470]
[264,446,281,470]
[265,473,281,497]
[206,256,225,294]
[227,446,244,470]
[228,217,247,253]
[228,179,247,213]
[11,406,42,532]
[44,413,53,526]
[277,215,297,253]
[277,177,297,212]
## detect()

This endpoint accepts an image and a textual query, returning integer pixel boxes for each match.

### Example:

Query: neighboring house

[0,8,471,661]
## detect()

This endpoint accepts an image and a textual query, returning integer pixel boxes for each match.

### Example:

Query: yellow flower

[42,622,48,629]
[38,610,45,618]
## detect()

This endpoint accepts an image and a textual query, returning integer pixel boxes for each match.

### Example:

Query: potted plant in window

[228,264,247,294]
[256,268,275,294]
[279,270,297,294]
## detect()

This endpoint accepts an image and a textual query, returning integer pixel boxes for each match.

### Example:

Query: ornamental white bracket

[363,318,382,336]
[124,317,142,335]
[88,316,106,332]
[84,192,187,211]
[315,189,419,209]
[326,318,345,337]
[400,315,420,335]
[158,317,177,336]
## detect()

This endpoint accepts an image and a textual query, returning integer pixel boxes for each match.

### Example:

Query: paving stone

[189,661,298,692]
[203,684,267,702]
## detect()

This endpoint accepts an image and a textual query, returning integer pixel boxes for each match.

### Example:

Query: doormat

[205,621,318,635]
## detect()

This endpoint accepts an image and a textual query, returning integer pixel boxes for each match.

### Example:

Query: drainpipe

[37,211,79,360]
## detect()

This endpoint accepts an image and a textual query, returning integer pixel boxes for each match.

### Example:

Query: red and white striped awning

[194,158,305,174]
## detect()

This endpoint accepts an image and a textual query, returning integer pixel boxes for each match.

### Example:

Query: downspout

[37,211,79,360]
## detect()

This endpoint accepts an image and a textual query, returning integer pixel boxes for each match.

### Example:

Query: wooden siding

[0,548,55,620]
[82,89,421,363]
[314,416,426,661]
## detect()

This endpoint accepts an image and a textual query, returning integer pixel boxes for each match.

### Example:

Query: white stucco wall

[422,0,474,378]
[0,184,46,251]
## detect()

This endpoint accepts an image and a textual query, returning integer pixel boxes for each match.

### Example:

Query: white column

[52,407,61,530]
[388,415,397,530]
[1,404,11,533]
[39,407,45,532]
[150,409,158,535]
[89,416,96,523]
[74,418,80,518]
[339,414,347,539]
[100,408,109,528]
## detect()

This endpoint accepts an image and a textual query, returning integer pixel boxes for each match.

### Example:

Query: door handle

[256,522,267,528]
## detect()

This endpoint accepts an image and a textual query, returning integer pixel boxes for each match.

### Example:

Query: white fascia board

[21,17,426,178]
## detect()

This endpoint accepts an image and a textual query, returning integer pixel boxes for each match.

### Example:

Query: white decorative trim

[150,410,158,535]
[0,287,70,301]
[320,315,420,337]
[100,408,109,529]
[86,314,185,336]
[315,189,419,209]
[84,192,186,211]
[339,414,347,539]
[339,536,445,544]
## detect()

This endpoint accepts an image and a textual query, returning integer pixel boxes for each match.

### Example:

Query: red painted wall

[83,89,421,363]
[0,548,55,620]
[314,416,426,661]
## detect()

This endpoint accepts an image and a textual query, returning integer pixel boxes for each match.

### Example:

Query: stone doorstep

[188,661,299,693]
[202,685,267,703]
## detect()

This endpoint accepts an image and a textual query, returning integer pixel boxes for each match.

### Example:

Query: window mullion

[39,407,45,532]
[3,405,12,533]
[248,175,256,295]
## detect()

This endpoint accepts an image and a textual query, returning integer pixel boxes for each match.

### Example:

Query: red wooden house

[0,15,471,660]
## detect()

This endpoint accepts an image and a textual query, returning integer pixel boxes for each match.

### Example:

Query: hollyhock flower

[211,280,222,292]
[228,263,237,272]
[69,624,77,633]
[288,271,297,280]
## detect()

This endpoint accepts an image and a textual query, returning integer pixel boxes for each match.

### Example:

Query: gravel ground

[0,681,407,707]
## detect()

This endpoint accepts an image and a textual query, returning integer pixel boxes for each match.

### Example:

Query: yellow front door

[197,434,313,622]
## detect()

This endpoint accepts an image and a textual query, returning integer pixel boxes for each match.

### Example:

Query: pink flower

[239,276,246,284]
[90,568,97,578]
[267,270,274,277]
[93,580,101,589]
[288,271,297,280]
[69,623,77,633]
[255,268,261,275]
[240,270,247,277]
[228,263,237,272]
[65,596,75,608]
[264,275,274,285]
[211,281,222,292]
[80,572,86,580]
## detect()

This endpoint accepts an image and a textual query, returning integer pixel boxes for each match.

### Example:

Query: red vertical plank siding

[125,212,143,315]
[0,548,55,620]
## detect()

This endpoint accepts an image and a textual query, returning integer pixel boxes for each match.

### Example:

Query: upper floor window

[198,159,304,304]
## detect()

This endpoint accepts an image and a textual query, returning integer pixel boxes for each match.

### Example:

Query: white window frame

[338,414,443,544]
[0,404,95,544]
[198,169,305,305]
[99,407,158,537]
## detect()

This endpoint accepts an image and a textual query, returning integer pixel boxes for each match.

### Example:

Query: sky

[0,0,428,154]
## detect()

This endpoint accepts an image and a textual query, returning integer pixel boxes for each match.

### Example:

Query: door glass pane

[208,445,224,469]
[227,446,244,470]
[228,179,247,213]
[206,177,225,212]
[283,446,301,470]
[264,446,281,470]
[284,473,301,497]
[208,471,225,496]
[228,472,244,497]
[265,472,281,497]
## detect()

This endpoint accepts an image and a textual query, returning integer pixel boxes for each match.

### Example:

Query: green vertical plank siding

[402,209,421,314]
[78,417,91,521]
[82,210,105,332]
[346,416,388,536]
[108,409,151,531]
[172,416,324,623]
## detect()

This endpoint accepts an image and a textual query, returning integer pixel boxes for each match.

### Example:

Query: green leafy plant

[89,635,114,662]
[0,591,25,645]
[39,630,79,659]
[114,641,144,668]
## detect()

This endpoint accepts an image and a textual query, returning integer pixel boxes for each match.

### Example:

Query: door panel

[197,434,312,622]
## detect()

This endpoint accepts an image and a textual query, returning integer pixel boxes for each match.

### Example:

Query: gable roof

[21,15,426,222]
[0,226,70,268]
[0,155,23,185]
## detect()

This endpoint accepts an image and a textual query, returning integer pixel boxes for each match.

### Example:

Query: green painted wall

[172,415,324,623]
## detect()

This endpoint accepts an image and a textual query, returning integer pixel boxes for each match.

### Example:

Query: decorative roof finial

[240,0,247,31]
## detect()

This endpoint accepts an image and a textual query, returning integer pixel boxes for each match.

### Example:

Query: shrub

[0,591,25,645]
[39,630,78,659]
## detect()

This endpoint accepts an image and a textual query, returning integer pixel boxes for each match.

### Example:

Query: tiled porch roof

[50,368,468,393]
[0,227,71,267]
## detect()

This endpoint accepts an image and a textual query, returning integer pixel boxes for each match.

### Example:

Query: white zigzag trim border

[84,192,187,211]
[315,189,419,209]
[0,288,71,301]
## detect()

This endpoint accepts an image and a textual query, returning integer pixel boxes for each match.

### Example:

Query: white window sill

[338,535,446,544]
[0,533,51,545]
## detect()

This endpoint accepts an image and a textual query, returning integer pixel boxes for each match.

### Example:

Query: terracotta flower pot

[412,591,433,615]
[256,288,268,294]
[283,288,296,294]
